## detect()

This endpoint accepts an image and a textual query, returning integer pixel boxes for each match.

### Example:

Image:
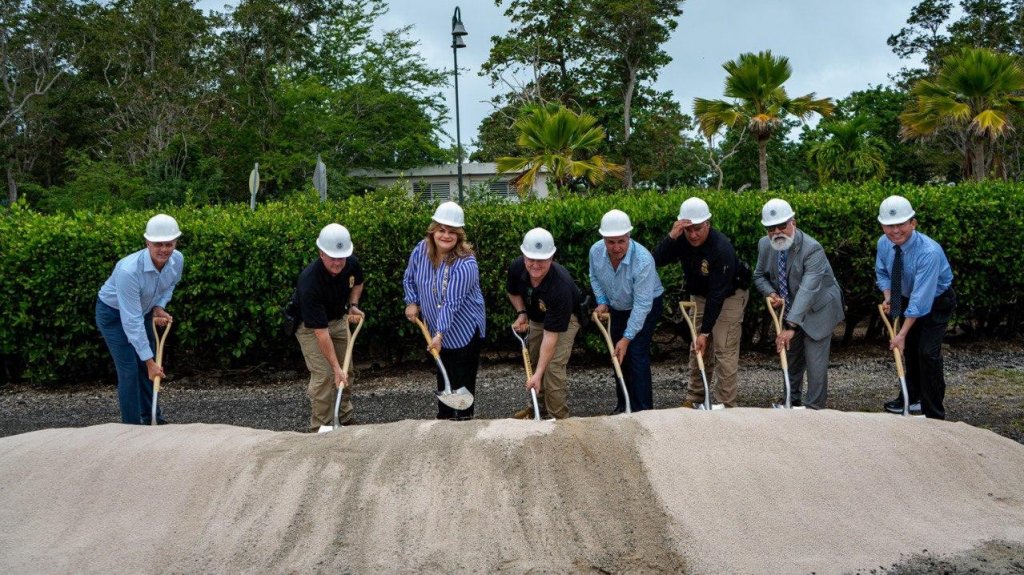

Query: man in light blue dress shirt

[589,209,664,412]
[875,196,955,419]
[96,214,183,425]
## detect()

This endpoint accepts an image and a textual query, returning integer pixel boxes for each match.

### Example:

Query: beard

[770,233,795,251]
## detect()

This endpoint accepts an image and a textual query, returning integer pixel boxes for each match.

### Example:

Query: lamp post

[451,7,467,203]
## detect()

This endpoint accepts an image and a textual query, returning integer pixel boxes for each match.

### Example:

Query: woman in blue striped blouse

[403,202,487,420]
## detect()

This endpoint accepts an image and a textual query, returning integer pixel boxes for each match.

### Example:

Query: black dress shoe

[884,397,903,413]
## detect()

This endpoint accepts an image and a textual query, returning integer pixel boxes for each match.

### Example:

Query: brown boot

[513,406,533,419]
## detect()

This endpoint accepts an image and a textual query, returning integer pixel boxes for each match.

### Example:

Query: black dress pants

[436,330,481,420]
[900,288,956,420]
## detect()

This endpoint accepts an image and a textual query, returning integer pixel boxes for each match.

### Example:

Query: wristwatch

[517,309,528,316]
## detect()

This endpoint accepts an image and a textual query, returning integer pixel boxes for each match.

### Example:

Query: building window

[488,180,512,197]
[412,181,451,201]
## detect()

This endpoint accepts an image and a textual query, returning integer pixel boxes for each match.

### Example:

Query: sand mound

[1,410,1022,574]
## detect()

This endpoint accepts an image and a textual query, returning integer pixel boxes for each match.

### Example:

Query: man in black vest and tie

[875,195,956,419]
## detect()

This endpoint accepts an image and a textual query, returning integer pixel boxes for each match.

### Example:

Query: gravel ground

[2,339,1022,443]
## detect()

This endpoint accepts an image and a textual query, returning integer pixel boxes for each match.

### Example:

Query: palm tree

[900,47,1024,181]
[694,50,833,190]
[806,116,889,183]
[496,103,624,196]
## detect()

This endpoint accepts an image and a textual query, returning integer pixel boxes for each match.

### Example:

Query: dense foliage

[2,183,1022,384]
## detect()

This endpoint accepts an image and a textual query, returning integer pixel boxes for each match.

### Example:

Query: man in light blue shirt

[589,209,664,412]
[96,214,184,425]
[875,195,955,419]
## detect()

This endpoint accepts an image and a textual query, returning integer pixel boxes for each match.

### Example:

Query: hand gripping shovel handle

[511,326,541,420]
[591,311,631,414]
[765,298,793,409]
[414,317,449,390]
[151,317,173,426]
[678,301,711,410]
[878,304,910,417]
[332,314,365,430]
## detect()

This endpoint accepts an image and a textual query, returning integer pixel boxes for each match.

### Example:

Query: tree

[806,116,889,183]
[496,103,623,195]
[694,50,833,190]
[578,0,684,188]
[480,0,684,189]
[0,0,83,203]
[900,47,1024,180]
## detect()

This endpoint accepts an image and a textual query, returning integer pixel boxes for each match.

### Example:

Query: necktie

[778,249,790,317]
[890,245,903,319]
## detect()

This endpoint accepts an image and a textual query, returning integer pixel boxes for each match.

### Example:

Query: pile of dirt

[2,409,1022,573]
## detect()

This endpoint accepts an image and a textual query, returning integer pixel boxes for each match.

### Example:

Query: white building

[349,162,550,201]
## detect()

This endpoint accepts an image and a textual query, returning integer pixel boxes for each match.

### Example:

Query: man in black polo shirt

[507,227,581,419]
[654,197,750,407]
[292,223,365,431]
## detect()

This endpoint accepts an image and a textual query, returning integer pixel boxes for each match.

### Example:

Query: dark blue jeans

[95,299,161,425]
[610,295,662,412]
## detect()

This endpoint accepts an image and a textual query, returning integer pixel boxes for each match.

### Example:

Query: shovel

[765,298,803,410]
[150,317,172,426]
[878,304,912,417]
[414,317,474,411]
[318,314,365,433]
[591,311,632,414]
[510,326,541,420]
[678,301,724,410]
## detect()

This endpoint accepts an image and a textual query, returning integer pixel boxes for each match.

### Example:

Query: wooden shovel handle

[591,311,626,383]
[151,317,173,391]
[678,301,705,371]
[342,314,364,374]
[877,304,905,378]
[413,317,441,360]
[765,298,788,371]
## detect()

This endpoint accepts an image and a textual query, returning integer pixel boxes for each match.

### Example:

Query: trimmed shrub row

[2,183,1022,383]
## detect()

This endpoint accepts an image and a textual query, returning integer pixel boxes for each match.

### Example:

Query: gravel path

[2,340,1022,443]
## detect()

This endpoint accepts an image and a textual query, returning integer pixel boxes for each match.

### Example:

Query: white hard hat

[599,209,633,237]
[432,201,465,227]
[316,223,353,258]
[761,198,795,227]
[878,195,915,225]
[144,214,181,242]
[520,227,557,259]
[677,197,711,224]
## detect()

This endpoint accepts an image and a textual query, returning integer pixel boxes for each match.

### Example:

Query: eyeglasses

[764,220,791,232]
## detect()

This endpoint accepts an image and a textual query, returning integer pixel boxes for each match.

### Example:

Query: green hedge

[2,183,1022,383]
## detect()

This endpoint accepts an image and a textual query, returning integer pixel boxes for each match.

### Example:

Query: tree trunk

[6,162,16,204]
[622,66,636,189]
[973,137,987,181]
[758,136,769,190]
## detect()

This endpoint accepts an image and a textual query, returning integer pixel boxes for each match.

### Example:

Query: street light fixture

[451,6,468,203]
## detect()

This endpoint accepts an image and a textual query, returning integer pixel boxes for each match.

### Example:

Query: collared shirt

[98,248,184,361]
[653,227,744,334]
[403,240,486,348]
[295,255,364,329]
[589,239,664,340]
[506,256,580,332]
[875,231,953,318]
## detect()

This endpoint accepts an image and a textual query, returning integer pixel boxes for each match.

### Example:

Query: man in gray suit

[753,199,844,409]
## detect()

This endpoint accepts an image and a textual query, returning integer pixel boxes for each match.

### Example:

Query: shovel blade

[317,425,335,433]
[436,387,474,410]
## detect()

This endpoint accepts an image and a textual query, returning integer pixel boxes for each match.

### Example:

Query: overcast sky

[200,0,926,151]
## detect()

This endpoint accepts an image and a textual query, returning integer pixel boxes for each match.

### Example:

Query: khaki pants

[687,290,748,407]
[296,318,353,431]
[527,316,580,419]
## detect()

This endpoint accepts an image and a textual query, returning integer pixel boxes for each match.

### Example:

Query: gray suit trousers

[785,328,831,409]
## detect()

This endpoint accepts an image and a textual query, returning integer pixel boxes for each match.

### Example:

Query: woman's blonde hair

[426,221,474,266]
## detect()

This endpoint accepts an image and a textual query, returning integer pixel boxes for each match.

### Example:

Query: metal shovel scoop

[511,326,541,420]
[151,317,172,426]
[878,304,915,418]
[414,317,474,411]
[765,298,804,410]
[318,314,365,433]
[678,301,724,410]
[591,311,632,414]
